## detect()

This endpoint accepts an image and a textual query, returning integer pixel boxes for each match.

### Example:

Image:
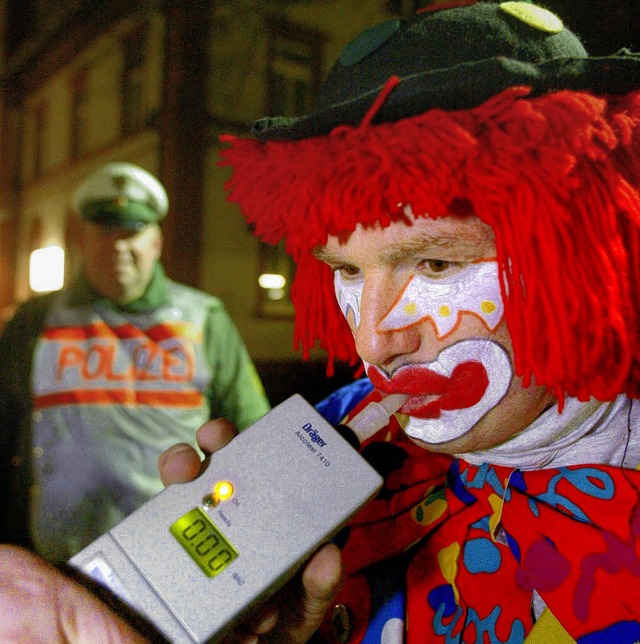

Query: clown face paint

[317,214,557,453]
[379,260,503,337]
[368,339,512,444]
[334,254,511,443]
[331,233,509,444]
[334,270,363,330]
[335,259,503,339]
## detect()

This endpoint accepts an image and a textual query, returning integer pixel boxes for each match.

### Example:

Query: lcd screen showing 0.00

[170,507,238,578]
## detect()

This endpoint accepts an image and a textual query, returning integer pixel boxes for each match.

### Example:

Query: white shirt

[459,395,640,470]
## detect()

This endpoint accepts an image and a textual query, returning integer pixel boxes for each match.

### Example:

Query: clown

[1,2,640,642]
[218,1,640,642]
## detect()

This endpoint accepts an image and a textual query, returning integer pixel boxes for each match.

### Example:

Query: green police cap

[71,162,169,230]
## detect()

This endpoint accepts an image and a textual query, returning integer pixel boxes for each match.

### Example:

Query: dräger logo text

[302,422,327,447]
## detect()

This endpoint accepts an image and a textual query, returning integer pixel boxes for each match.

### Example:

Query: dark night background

[5,2,640,59]
[543,1,638,55]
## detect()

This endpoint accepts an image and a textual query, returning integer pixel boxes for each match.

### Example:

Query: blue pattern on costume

[462,462,509,499]
[362,557,407,643]
[315,377,373,425]
[527,467,615,523]
[464,538,502,573]
[447,459,477,506]
[577,621,640,643]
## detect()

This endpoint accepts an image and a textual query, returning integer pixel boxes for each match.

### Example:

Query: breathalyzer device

[69,394,394,643]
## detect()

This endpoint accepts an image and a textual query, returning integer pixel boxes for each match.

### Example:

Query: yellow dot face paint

[334,260,504,339]
[481,301,497,315]
[404,302,418,316]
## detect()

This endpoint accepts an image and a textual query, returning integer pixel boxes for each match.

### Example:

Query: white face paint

[335,259,511,443]
[335,260,503,340]
[390,340,513,444]
[379,260,504,337]
[320,213,557,454]
[334,269,363,330]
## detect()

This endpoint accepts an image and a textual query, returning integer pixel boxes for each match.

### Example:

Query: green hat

[72,162,169,230]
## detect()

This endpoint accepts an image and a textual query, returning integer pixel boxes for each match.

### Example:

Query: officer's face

[80,222,162,305]
[314,212,556,455]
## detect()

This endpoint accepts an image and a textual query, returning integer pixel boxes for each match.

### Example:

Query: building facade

[0,0,418,363]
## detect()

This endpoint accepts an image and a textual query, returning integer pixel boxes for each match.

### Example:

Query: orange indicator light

[213,480,234,502]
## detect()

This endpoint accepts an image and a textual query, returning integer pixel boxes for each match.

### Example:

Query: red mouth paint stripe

[369,364,450,394]
[367,362,489,418]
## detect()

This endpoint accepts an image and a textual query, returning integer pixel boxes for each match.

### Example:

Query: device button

[330,603,352,643]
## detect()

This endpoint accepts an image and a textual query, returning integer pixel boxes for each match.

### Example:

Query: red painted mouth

[367,362,489,419]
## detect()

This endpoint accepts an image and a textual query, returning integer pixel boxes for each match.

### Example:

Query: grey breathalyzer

[69,394,384,643]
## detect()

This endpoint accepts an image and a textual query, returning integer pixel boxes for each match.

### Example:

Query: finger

[242,600,280,635]
[0,546,148,643]
[195,418,237,455]
[158,418,238,486]
[158,443,202,485]
[267,543,343,643]
[218,603,278,644]
[300,542,344,615]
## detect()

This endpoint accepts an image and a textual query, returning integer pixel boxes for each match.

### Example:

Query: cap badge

[112,174,130,208]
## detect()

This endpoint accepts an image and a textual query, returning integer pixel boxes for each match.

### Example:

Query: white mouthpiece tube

[345,393,409,444]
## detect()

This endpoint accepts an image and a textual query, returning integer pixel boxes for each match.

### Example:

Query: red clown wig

[219,3,640,404]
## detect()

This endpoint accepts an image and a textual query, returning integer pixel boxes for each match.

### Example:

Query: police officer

[0,162,270,563]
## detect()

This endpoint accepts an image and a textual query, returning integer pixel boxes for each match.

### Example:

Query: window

[257,17,325,318]
[264,16,324,118]
[33,101,48,179]
[5,0,36,56]
[257,240,296,318]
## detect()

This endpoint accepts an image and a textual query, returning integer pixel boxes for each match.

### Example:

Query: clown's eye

[416,258,461,278]
[426,259,449,272]
[335,264,361,280]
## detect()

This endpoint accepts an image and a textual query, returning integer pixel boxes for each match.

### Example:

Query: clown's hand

[158,418,344,643]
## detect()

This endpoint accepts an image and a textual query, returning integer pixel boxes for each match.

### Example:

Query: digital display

[170,507,238,578]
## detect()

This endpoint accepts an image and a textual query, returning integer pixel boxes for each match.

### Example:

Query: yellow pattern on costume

[413,488,447,527]
[525,608,576,643]
[437,542,461,603]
